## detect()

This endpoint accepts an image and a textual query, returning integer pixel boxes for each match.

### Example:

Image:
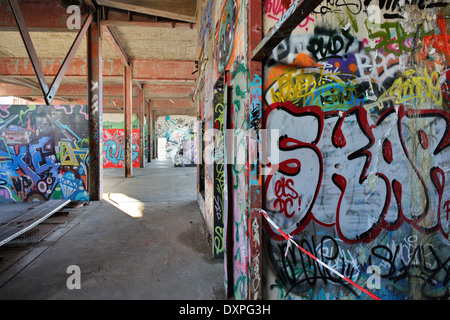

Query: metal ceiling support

[8,0,94,105]
[250,0,323,61]
[46,11,93,104]
[102,24,130,67]
[82,0,96,9]
[87,9,104,201]
[96,0,197,23]
[151,108,156,159]
[8,0,49,102]
[123,64,133,178]
[138,83,145,168]
[146,100,152,163]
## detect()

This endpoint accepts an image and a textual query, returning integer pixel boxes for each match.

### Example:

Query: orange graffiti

[422,16,450,61]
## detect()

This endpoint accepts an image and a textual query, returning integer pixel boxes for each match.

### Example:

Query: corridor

[0,160,225,299]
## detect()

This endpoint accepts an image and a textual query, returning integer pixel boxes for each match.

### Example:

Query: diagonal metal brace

[46,11,93,104]
[8,0,93,105]
[250,0,323,61]
[8,0,49,101]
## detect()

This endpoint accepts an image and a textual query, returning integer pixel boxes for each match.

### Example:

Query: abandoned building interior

[0,0,449,300]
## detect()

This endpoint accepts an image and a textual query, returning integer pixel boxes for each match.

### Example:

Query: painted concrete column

[123,65,133,178]
[87,10,103,201]
[247,0,263,301]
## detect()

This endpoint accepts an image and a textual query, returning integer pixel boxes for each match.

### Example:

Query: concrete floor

[0,159,225,300]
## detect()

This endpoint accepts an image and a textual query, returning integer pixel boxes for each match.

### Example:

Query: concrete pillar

[124,65,133,178]
[247,0,263,300]
[87,10,103,201]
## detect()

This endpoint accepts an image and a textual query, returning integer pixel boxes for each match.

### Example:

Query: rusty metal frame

[137,82,145,168]
[123,65,133,178]
[102,24,130,67]
[8,0,93,105]
[8,0,49,101]
[46,11,94,104]
[87,8,104,201]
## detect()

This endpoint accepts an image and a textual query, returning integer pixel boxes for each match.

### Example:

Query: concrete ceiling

[0,0,198,117]
[96,0,197,22]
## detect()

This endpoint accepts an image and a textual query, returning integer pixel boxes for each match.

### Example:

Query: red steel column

[146,100,152,163]
[138,84,145,168]
[124,65,133,177]
[87,9,103,201]
[152,109,157,159]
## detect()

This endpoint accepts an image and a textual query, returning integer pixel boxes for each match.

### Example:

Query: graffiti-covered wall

[102,113,142,168]
[103,129,140,168]
[262,0,449,300]
[197,0,252,298]
[0,105,89,203]
[156,115,197,166]
[196,0,449,300]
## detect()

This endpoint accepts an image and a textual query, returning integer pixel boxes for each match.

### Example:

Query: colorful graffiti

[229,62,250,299]
[263,0,449,300]
[0,105,89,203]
[213,79,225,257]
[173,131,196,167]
[263,0,315,32]
[156,115,197,165]
[103,129,140,168]
[215,0,239,74]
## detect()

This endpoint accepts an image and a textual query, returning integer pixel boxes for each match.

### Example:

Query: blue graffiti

[104,140,138,165]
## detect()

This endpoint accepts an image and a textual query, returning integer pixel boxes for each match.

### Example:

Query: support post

[147,101,152,163]
[138,84,145,168]
[248,0,263,300]
[124,65,133,177]
[87,9,103,200]
[152,109,157,159]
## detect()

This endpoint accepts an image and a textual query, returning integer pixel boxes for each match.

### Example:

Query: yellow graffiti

[267,67,363,110]
[379,68,442,106]
[58,140,88,166]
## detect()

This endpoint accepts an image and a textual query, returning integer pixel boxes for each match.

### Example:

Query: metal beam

[132,59,196,82]
[0,0,89,31]
[100,6,195,29]
[153,107,196,116]
[0,1,195,31]
[102,24,130,67]
[96,0,197,23]
[123,65,133,178]
[8,0,49,103]
[151,108,156,159]
[87,9,104,201]
[251,0,323,61]
[83,0,97,9]
[46,11,94,104]
[0,58,195,81]
[0,82,127,98]
[146,101,152,163]
[0,57,123,78]
[138,83,145,168]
